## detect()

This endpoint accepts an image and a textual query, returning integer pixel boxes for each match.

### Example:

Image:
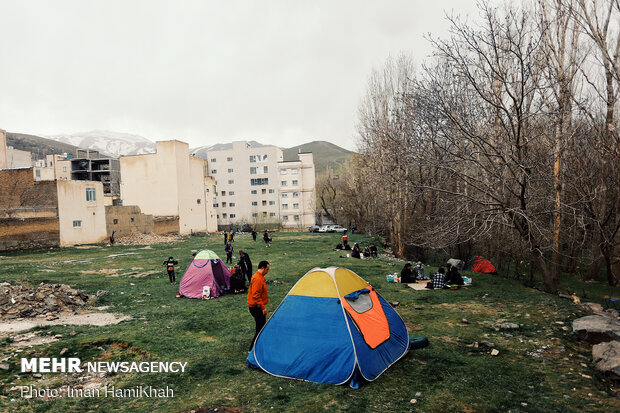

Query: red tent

[471,256,497,274]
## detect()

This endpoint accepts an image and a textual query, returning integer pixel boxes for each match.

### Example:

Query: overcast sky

[0,0,483,150]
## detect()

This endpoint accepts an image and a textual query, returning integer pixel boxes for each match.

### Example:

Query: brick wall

[0,168,60,251]
[0,217,60,250]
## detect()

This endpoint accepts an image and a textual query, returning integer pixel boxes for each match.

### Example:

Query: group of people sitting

[400,261,465,289]
[400,262,429,283]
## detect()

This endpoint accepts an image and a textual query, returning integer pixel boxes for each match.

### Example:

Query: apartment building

[277,152,316,228]
[205,141,316,229]
[33,154,72,181]
[120,140,217,235]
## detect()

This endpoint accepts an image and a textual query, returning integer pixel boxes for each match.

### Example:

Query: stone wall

[105,205,154,236]
[154,216,179,234]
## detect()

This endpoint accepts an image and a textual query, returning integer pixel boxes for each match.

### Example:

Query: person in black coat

[400,263,415,283]
[445,264,464,286]
[238,250,253,283]
[251,230,257,242]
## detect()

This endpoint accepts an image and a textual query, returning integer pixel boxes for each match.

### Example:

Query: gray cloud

[0,0,480,150]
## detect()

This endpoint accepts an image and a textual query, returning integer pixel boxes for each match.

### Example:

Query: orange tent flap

[341,289,390,349]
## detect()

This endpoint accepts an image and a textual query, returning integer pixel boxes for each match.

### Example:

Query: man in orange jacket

[247,260,270,351]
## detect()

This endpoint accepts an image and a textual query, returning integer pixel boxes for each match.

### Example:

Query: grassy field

[0,232,619,412]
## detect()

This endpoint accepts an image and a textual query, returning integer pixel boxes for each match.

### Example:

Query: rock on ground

[0,283,89,320]
[573,315,620,344]
[592,341,620,380]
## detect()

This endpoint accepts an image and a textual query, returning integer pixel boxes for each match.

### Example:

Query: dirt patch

[84,339,151,359]
[114,232,185,246]
[9,331,60,347]
[81,268,121,276]
[187,407,242,413]
[405,322,425,331]
[0,312,131,335]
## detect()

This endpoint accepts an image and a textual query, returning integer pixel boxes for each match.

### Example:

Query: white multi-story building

[204,141,316,229]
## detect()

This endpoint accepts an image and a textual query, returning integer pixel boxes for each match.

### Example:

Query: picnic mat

[407,282,430,290]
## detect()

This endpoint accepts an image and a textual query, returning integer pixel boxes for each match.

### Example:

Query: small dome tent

[246,267,409,388]
[466,256,497,274]
[178,250,232,298]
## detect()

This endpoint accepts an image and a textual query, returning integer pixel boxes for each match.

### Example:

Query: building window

[250,178,269,186]
[269,201,275,205]
[281,193,288,198]
[113,219,118,225]
[262,200,267,206]
[222,213,227,218]
[251,190,257,194]
[210,158,217,163]
[249,154,268,163]
[35,169,41,178]
[62,166,67,172]
[73,220,82,228]
[250,167,256,175]
[197,199,201,204]
[222,202,227,207]
[221,191,226,196]
[229,191,235,196]
[291,169,299,175]
[252,201,258,206]
[292,180,298,186]
[213,203,219,208]
[293,192,299,197]
[230,214,236,218]
[229,202,236,207]
[281,169,287,175]
[228,180,234,184]
[250,166,268,174]
[211,169,217,174]
[282,215,289,221]
[294,215,300,221]
[269,212,276,217]
[228,168,234,173]
[261,188,266,194]
[269,189,274,194]
[282,204,289,209]
[130,217,134,222]
[262,211,267,216]
[227,157,233,161]
[281,181,287,186]
[252,213,257,217]
[86,187,96,202]
[293,203,299,209]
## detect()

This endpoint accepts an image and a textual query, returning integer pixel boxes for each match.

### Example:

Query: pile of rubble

[0,282,90,320]
[113,232,185,246]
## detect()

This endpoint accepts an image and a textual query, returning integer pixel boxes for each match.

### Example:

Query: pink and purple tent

[178,250,232,298]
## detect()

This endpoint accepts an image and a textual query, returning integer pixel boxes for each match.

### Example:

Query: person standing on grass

[225,241,234,264]
[224,231,228,245]
[263,230,271,247]
[229,230,235,242]
[248,260,270,351]
[251,230,257,242]
[163,256,178,285]
[238,250,253,284]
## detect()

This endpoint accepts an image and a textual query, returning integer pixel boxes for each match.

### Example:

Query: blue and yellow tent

[246,267,409,388]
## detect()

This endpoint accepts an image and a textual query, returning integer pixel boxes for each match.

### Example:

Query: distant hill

[6,132,85,160]
[283,141,354,175]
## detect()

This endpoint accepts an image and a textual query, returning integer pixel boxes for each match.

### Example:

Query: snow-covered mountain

[45,130,156,158]
[190,140,265,159]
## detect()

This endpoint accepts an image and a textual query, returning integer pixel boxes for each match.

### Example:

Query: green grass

[0,232,619,412]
